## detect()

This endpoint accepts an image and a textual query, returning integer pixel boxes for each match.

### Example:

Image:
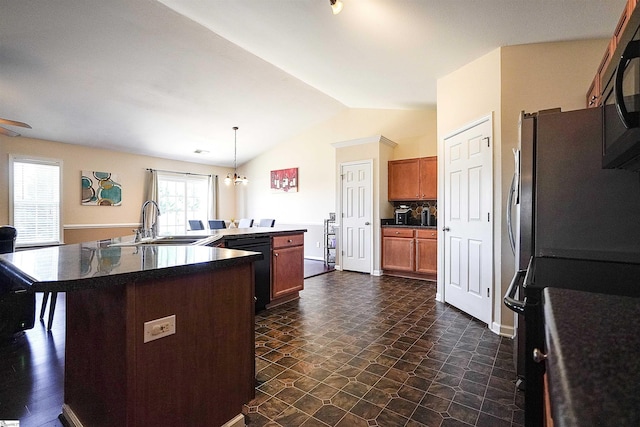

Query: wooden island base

[61,263,255,427]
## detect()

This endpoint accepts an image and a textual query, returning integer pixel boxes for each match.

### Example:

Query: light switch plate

[144,314,176,343]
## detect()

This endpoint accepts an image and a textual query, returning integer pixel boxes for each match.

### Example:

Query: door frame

[338,159,374,274]
[437,113,496,327]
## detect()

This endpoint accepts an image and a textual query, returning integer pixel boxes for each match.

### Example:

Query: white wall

[238,107,437,259]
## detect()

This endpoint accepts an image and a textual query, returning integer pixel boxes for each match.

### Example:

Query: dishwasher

[225,237,271,312]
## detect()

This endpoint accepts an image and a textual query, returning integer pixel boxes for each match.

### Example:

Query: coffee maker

[395,206,411,225]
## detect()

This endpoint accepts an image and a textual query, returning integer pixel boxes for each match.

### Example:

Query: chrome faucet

[140,200,161,239]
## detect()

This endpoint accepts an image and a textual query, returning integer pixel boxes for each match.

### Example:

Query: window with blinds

[10,155,63,247]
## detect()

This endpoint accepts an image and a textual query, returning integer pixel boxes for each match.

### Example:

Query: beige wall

[239,107,437,259]
[1,135,235,243]
[436,38,609,335]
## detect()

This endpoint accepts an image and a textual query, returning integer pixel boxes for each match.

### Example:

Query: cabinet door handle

[274,253,279,257]
[287,239,292,243]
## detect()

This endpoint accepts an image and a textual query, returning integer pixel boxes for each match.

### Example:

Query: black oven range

[504,107,640,426]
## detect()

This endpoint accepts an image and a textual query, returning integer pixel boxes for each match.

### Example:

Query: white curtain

[143,169,159,235]
[208,174,218,220]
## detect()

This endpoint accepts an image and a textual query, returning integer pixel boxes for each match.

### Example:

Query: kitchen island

[0,239,262,427]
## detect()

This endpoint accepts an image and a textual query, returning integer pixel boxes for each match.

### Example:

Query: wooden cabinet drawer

[416,229,437,240]
[273,233,304,249]
[382,228,414,238]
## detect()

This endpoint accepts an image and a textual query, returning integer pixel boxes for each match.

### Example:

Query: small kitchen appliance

[394,206,411,225]
[421,209,436,226]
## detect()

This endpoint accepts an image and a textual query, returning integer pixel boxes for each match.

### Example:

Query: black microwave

[603,22,640,171]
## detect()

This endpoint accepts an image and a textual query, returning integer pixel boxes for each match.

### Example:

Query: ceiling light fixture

[224,126,248,186]
[330,0,343,15]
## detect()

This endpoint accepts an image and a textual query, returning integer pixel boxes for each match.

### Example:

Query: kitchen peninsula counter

[543,288,640,426]
[0,238,262,292]
[0,238,263,427]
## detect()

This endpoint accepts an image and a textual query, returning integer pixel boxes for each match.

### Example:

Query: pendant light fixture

[330,0,343,15]
[225,126,248,186]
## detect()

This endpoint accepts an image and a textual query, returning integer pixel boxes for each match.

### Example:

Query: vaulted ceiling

[0,0,625,166]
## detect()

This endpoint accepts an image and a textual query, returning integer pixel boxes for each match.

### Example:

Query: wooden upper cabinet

[419,157,437,199]
[388,156,437,201]
[389,158,420,201]
[586,0,637,107]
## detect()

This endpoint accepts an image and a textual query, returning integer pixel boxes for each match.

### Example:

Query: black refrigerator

[505,107,640,426]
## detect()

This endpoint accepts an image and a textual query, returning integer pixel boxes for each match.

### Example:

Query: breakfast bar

[0,240,262,427]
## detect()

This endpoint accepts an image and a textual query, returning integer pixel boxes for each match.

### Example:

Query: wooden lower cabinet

[271,233,304,306]
[382,227,437,279]
[381,228,414,271]
[415,229,437,274]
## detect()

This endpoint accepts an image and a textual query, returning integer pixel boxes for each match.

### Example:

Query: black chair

[258,219,275,227]
[208,220,226,230]
[237,218,254,228]
[0,226,35,337]
[188,220,205,230]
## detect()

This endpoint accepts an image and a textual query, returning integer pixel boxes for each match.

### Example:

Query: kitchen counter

[0,239,261,293]
[543,287,640,427]
[381,224,438,229]
[0,233,269,426]
[0,226,306,293]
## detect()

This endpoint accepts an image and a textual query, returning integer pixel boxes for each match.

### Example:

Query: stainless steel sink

[108,235,211,247]
[145,236,204,245]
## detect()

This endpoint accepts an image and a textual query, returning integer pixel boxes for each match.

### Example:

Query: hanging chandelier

[224,126,248,186]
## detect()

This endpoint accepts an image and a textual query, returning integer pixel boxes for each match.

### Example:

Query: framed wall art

[270,167,298,193]
[81,170,122,206]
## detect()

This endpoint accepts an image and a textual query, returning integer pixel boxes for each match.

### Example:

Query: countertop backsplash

[391,201,437,225]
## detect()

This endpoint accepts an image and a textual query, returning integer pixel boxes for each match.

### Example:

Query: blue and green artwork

[81,170,122,206]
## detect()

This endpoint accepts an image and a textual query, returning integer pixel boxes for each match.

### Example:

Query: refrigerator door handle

[503,269,526,314]
[507,148,520,255]
[507,172,517,255]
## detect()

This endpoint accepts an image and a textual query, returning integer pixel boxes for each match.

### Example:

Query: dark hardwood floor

[0,293,65,427]
[304,258,334,278]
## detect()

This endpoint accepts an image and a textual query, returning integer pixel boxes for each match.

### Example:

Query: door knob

[365,222,371,225]
[533,348,548,363]
[442,226,450,232]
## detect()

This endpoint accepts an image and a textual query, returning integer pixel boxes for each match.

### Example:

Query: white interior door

[443,117,493,325]
[341,161,372,273]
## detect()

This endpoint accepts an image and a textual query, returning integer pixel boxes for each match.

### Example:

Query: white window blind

[10,156,62,247]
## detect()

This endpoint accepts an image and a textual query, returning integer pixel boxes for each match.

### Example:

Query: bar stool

[40,291,57,330]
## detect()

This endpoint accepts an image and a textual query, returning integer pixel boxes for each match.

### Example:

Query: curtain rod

[146,168,216,178]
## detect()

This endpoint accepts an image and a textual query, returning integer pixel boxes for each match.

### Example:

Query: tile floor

[245,271,524,427]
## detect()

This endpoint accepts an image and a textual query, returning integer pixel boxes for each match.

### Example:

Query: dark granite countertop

[381,224,438,229]
[543,287,640,427]
[0,227,306,293]
[170,225,307,242]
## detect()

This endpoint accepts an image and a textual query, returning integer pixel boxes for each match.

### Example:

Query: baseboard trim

[491,321,515,338]
[61,404,84,427]
[372,269,383,276]
[222,414,246,427]
[61,405,246,427]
